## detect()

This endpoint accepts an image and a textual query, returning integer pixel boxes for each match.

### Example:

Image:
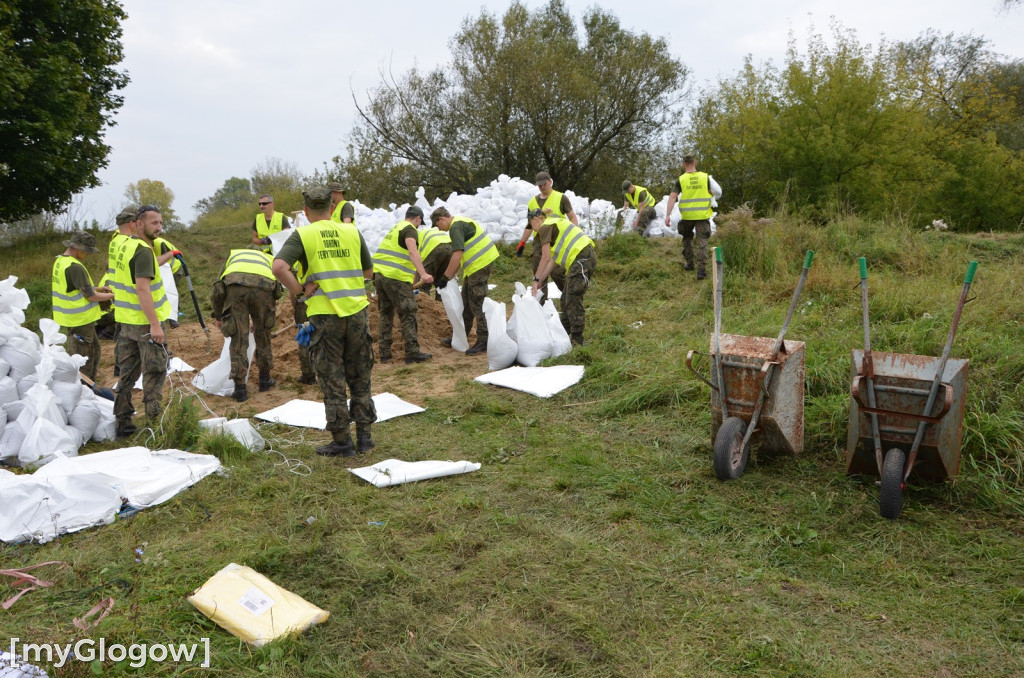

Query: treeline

[191,1,1023,231]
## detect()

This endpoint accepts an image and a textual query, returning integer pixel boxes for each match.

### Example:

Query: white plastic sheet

[437,281,469,352]
[192,334,255,396]
[474,365,585,398]
[350,458,482,487]
[255,393,425,430]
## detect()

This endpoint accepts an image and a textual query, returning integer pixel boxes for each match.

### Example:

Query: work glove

[436,277,448,290]
[515,241,525,257]
[295,322,314,348]
[171,250,183,257]
[260,236,272,245]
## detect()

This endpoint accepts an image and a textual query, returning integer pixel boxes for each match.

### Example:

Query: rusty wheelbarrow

[847,259,977,519]
[687,249,814,479]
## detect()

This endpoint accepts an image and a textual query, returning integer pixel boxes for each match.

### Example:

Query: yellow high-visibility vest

[255,212,284,252]
[111,237,170,325]
[51,256,102,327]
[153,236,182,274]
[222,249,276,281]
[100,231,130,287]
[547,217,594,271]
[677,172,713,220]
[526,191,568,240]
[331,200,356,226]
[297,220,368,317]
[625,184,657,209]
[418,226,451,260]
[372,221,417,283]
[452,217,499,277]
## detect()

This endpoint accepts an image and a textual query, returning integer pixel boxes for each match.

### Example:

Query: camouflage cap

[116,206,137,225]
[621,180,633,192]
[63,230,100,254]
[405,205,426,221]
[302,186,332,210]
[535,171,551,184]
[326,181,345,193]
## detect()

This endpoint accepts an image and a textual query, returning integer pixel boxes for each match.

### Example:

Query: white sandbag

[38,318,66,346]
[49,348,85,383]
[16,373,38,399]
[0,357,10,378]
[484,298,518,371]
[511,291,553,367]
[18,417,78,467]
[0,407,6,430]
[192,334,256,397]
[69,400,102,441]
[92,415,116,442]
[438,281,469,352]
[160,262,180,322]
[51,379,83,414]
[0,275,31,324]
[0,421,26,464]
[542,300,572,358]
[198,417,266,452]
[4,399,25,423]
[0,336,41,380]
[21,383,68,427]
[0,375,17,404]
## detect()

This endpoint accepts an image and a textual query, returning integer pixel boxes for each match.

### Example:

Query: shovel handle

[964,260,978,284]
[715,247,723,264]
[859,256,867,280]
[803,250,815,270]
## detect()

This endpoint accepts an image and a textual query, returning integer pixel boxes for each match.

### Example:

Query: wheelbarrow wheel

[880,448,906,520]
[713,416,750,480]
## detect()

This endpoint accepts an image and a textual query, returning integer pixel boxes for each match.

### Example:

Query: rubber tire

[880,448,906,520]
[713,416,750,480]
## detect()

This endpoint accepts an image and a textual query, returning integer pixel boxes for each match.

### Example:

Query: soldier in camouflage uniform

[51,231,115,381]
[429,207,500,355]
[273,186,377,457]
[529,208,597,346]
[292,290,316,384]
[665,155,722,280]
[210,248,282,402]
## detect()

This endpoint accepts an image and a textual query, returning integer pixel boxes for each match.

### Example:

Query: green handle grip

[965,260,978,284]
[803,250,815,269]
[858,257,867,280]
[715,247,723,263]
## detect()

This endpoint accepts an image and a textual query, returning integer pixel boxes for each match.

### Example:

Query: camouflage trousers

[114,321,169,423]
[63,321,100,382]
[220,284,275,385]
[634,206,658,235]
[550,245,596,343]
[419,244,453,296]
[374,273,420,358]
[461,263,492,343]
[531,239,549,305]
[678,219,711,272]
[308,310,377,435]
[294,300,314,382]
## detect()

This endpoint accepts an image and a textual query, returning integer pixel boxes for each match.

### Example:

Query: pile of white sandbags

[0,277,116,468]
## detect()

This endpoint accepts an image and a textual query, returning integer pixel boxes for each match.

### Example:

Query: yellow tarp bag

[187,563,329,647]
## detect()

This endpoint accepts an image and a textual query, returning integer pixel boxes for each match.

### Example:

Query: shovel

[858,257,884,475]
[79,372,115,401]
[174,253,211,353]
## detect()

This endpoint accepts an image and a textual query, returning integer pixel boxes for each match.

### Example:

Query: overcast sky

[75,0,1023,226]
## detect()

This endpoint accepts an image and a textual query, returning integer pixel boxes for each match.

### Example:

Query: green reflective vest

[153,236,182,274]
[417,226,451,260]
[51,256,102,328]
[677,172,713,220]
[100,231,130,287]
[547,217,594,271]
[331,200,355,226]
[527,191,568,240]
[222,249,276,281]
[625,184,656,209]
[111,237,171,325]
[256,212,284,252]
[452,217,499,277]
[297,220,368,317]
[372,220,417,283]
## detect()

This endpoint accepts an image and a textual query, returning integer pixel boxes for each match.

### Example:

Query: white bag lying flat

[350,458,481,487]
[475,365,585,398]
[255,393,425,430]
[484,298,518,371]
[438,281,469,352]
[192,334,255,396]
[132,356,196,389]
[198,417,266,452]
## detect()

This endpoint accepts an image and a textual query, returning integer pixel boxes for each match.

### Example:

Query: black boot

[297,374,316,385]
[696,268,707,280]
[571,333,585,346]
[405,352,432,364]
[232,383,248,402]
[465,340,487,356]
[684,262,695,271]
[441,337,453,348]
[317,430,355,457]
[356,424,375,453]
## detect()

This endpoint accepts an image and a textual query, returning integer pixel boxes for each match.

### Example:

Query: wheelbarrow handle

[758,359,781,400]
[850,376,954,424]
[685,350,717,390]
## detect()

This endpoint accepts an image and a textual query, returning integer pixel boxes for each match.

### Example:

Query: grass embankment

[1,214,1023,676]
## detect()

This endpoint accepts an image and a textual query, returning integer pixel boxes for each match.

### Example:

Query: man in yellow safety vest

[51,231,115,381]
[529,208,597,346]
[621,180,658,236]
[664,155,722,280]
[252,194,292,253]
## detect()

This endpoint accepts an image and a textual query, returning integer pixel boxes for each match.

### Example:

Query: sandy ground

[96,291,490,418]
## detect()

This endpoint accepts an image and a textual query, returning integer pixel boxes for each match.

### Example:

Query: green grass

[1,214,1023,676]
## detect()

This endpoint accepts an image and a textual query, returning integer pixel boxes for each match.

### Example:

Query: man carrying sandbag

[429,207,500,356]
[528,208,597,346]
[51,231,115,381]
[210,248,282,402]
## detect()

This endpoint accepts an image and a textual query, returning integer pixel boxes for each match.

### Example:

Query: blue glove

[295,322,314,348]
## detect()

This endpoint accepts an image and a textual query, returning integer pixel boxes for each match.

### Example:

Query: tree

[125,179,180,229]
[0,0,128,222]
[193,176,253,216]
[346,0,686,201]
[250,157,303,213]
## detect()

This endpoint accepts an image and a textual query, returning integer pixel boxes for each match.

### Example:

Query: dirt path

[97,292,489,418]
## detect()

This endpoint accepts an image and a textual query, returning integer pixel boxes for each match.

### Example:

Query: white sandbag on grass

[350,458,482,488]
[0,469,122,544]
[475,365,585,398]
[484,298,518,371]
[69,401,102,442]
[198,417,266,452]
[0,336,41,380]
[255,393,425,430]
[510,289,553,367]
[19,417,79,467]
[51,379,83,414]
[542,300,572,358]
[192,334,255,396]
[438,281,469,352]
